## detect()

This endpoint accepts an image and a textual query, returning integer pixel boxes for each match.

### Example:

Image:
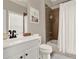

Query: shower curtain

[58,0,76,54]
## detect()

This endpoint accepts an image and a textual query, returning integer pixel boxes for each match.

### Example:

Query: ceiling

[45,0,70,7]
[10,0,28,7]
[10,0,71,8]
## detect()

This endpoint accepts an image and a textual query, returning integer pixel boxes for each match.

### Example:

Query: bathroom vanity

[3,35,41,59]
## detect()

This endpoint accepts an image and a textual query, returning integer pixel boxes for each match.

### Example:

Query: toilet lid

[40,44,52,50]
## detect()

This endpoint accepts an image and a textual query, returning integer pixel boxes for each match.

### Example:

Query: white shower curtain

[58,0,76,54]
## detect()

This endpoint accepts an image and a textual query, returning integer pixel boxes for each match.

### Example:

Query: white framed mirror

[8,11,23,35]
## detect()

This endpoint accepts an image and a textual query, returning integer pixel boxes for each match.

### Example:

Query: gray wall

[3,0,46,43]
[27,0,46,43]
[3,0,27,14]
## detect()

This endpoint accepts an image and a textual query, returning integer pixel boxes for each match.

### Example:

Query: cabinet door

[8,52,25,59]
[25,47,39,59]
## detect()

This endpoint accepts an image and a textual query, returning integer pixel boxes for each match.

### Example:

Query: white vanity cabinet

[3,37,41,59]
[7,47,39,59]
[24,47,39,59]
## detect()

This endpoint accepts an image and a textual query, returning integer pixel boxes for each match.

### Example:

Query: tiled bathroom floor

[47,40,76,59]
[51,52,76,59]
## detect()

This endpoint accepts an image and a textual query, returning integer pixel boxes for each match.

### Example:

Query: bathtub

[47,40,58,52]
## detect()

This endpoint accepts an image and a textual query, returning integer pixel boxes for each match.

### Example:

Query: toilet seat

[40,44,52,53]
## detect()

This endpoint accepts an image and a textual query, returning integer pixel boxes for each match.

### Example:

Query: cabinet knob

[20,56,23,59]
[25,53,28,56]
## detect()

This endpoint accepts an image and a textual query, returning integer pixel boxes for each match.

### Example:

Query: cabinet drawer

[4,39,40,59]
[8,52,25,59]
[5,47,39,59]
[25,47,39,59]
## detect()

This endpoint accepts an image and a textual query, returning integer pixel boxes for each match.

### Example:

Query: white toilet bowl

[40,44,52,59]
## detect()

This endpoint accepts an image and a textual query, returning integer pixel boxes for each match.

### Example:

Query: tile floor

[51,52,76,59]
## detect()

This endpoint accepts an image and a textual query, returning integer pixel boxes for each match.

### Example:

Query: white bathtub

[47,40,58,52]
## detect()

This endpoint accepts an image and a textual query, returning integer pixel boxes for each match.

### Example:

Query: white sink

[3,34,41,48]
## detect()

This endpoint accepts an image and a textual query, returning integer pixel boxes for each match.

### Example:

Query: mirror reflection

[8,11,23,38]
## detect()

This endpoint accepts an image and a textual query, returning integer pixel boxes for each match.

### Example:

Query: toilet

[39,40,58,59]
[40,44,52,59]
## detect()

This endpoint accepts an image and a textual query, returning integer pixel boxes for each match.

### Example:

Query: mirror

[3,9,28,39]
[3,9,8,39]
[8,11,28,38]
[23,12,28,34]
[8,11,23,35]
[3,0,28,39]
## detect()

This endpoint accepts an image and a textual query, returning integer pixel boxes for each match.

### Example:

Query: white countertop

[3,34,41,49]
